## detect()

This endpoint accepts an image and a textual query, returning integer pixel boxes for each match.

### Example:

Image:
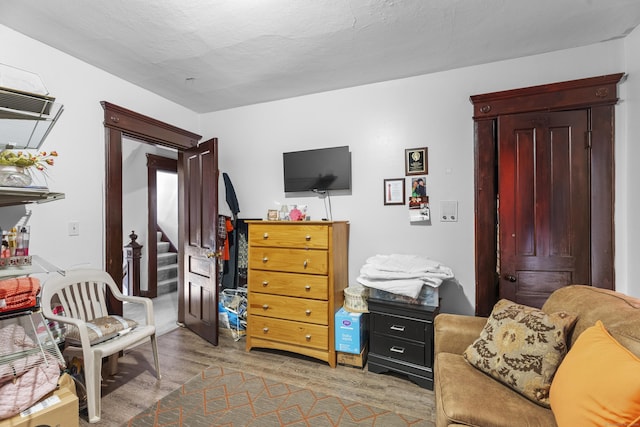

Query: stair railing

[123,230,143,297]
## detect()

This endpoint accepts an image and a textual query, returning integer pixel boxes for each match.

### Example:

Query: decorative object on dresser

[367,297,439,389]
[245,220,349,367]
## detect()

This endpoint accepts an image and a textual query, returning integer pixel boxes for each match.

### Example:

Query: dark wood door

[181,138,219,345]
[498,110,590,308]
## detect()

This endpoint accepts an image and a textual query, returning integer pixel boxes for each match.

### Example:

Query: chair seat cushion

[435,352,557,427]
[65,315,137,345]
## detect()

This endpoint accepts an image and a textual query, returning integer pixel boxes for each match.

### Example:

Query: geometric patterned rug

[124,365,429,426]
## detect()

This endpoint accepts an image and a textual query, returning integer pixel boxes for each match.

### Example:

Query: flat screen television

[283,146,351,193]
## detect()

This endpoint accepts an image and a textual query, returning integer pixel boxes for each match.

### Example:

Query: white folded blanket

[364,254,453,276]
[357,254,454,298]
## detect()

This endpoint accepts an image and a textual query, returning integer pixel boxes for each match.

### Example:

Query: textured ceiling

[1,0,639,113]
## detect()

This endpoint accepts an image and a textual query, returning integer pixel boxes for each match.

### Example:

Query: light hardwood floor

[79,325,437,426]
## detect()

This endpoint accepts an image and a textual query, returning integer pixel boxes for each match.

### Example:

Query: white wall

[157,171,179,246]
[0,24,199,273]
[2,23,637,312]
[622,25,640,298]
[202,40,632,314]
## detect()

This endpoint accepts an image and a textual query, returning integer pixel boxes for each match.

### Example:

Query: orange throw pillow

[550,320,640,427]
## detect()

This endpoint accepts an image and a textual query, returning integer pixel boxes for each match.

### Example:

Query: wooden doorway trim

[470,73,624,316]
[102,101,201,315]
[146,154,178,299]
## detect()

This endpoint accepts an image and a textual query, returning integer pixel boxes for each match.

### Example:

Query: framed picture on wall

[384,178,405,205]
[405,147,428,175]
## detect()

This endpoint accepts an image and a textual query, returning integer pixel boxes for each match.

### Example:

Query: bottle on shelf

[7,227,17,256]
[15,226,29,256]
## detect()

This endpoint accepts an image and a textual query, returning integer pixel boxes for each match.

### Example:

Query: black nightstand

[367,297,439,390]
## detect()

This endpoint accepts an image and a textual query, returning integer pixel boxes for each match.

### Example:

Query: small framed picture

[405,147,428,176]
[384,178,405,205]
[410,176,427,198]
[267,209,279,221]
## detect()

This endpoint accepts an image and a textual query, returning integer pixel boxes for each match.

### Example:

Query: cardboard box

[335,307,368,354]
[0,373,79,427]
[337,343,368,368]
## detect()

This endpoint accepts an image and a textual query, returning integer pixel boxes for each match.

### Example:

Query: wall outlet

[68,221,80,236]
[440,200,458,222]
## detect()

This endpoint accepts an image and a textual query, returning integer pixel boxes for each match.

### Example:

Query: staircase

[156,231,178,295]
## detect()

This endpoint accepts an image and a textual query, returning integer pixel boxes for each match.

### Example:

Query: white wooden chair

[41,269,161,423]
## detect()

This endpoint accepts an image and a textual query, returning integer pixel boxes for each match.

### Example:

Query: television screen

[283,146,351,193]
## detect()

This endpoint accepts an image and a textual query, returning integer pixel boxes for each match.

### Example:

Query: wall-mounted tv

[283,145,351,193]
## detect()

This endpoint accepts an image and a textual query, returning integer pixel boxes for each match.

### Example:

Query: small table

[367,297,439,390]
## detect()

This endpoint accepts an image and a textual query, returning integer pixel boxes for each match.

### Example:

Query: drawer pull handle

[304,285,311,291]
[262,257,269,263]
[262,304,269,310]
[305,235,311,241]
[390,346,405,354]
[303,260,308,268]
[305,309,312,316]
[262,327,269,333]
[262,281,269,287]
[263,233,269,239]
[305,334,312,341]
[390,325,405,332]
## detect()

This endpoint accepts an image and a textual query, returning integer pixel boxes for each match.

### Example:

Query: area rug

[125,365,428,426]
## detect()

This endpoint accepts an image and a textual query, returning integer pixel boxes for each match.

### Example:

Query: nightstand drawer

[370,334,425,366]
[249,248,328,275]
[371,313,426,343]
[248,293,328,324]
[248,315,328,350]
[249,224,329,249]
[249,270,328,300]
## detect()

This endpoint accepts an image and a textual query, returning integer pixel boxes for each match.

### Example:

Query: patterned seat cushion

[65,315,137,346]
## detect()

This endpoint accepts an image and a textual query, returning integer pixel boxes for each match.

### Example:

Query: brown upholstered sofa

[433,285,640,427]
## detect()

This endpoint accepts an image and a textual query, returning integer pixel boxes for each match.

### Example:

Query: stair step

[157,231,163,242]
[157,263,178,281]
[157,241,171,253]
[157,278,177,295]
[157,252,178,266]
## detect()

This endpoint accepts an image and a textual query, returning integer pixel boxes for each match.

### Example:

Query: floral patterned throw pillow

[463,299,576,407]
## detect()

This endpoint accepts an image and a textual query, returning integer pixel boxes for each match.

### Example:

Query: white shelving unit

[0,186,65,207]
[0,184,67,388]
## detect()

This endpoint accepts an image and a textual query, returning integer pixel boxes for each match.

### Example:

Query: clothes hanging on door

[218,172,243,289]
[222,172,240,216]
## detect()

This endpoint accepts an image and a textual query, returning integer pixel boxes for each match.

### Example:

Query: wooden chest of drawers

[245,221,349,367]
[367,297,439,389]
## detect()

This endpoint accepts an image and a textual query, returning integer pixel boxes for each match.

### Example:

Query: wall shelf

[0,255,65,279]
[0,186,65,207]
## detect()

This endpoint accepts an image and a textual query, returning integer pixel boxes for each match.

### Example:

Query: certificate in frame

[383,178,405,205]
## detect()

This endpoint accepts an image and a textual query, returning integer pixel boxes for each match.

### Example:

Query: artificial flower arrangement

[0,149,58,171]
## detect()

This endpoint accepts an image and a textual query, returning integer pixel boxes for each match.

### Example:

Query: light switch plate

[68,221,80,236]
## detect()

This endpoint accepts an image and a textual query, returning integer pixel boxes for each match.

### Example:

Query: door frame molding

[101,101,201,315]
[470,73,624,316]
